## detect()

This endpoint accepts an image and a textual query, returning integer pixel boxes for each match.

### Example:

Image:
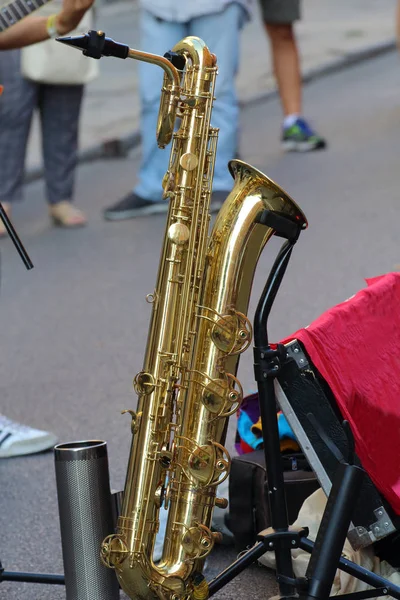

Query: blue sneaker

[282,118,326,152]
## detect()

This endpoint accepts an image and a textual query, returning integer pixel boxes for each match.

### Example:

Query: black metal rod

[338,588,389,600]
[0,202,33,270]
[253,239,297,597]
[299,538,400,600]
[1,571,65,585]
[254,239,294,347]
[257,384,295,597]
[304,462,365,600]
[257,376,287,531]
[254,239,296,530]
[208,542,266,597]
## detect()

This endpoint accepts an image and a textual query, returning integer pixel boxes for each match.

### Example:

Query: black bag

[226,449,320,551]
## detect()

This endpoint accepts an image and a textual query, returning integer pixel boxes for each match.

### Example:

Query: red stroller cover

[282,272,400,514]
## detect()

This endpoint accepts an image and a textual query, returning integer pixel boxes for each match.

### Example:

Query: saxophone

[61,31,306,600]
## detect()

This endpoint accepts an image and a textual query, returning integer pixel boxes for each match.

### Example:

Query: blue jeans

[135,4,244,201]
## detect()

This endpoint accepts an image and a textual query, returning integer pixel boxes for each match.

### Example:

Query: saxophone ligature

[59,30,307,600]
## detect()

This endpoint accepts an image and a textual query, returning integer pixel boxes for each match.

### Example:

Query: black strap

[256,210,302,241]
[307,412,346,464]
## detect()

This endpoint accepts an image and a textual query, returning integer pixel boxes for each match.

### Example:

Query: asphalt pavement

[1,50,400,599]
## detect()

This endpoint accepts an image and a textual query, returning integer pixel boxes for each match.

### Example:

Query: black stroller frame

[2,205,400,600]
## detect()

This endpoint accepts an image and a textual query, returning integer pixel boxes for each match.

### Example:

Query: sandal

[49,201,87,228]
[0,202,12,238]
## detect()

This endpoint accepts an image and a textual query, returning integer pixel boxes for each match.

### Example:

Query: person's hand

[55,0,95,36]
[397,0,400,52]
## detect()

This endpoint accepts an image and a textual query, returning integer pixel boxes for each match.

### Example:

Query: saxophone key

[158,450,173,469]
[121,409,141,434]
[179,152,198,171]
[133,371,156,395]
[181,524,214,558]
[211,310,252,355]
[214,497,228,509]
[100,534,128,568]
[187,441,230,486]
[168,222,190,245]
[201,373,243,417]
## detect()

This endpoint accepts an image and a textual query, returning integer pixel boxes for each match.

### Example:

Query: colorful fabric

[236,395,299,455]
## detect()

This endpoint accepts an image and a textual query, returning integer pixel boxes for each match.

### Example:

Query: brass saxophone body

[100,36,306,600]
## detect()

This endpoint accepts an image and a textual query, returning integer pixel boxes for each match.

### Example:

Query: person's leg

[265,21,302,118]
[190,3,245,197]
[39,85,86,227]
[39,83,87,226]
[0,49,37,235]
[260,0,326,151]
[103,12,186,220]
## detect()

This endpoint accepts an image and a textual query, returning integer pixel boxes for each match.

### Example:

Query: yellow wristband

[46,14,59,39]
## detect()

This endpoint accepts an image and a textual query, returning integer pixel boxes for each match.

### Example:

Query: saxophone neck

[127,48,181,87]
[130,37,217,149]
[171,36,216,70]
[157,36,217,149]
[130,36,216,89]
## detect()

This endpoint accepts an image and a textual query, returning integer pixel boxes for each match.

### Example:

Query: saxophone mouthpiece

[56,30,130,60]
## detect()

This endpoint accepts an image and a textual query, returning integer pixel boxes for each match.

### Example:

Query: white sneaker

[0,414,58,458]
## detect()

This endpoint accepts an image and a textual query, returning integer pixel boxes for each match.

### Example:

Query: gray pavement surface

[1,50,400,599]
[25,0,397,175]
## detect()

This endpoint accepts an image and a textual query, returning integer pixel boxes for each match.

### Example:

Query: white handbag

[20,9,99,85]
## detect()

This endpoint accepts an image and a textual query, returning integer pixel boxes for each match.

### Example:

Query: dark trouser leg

[39,84,84,205]
[0,49,37,204]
